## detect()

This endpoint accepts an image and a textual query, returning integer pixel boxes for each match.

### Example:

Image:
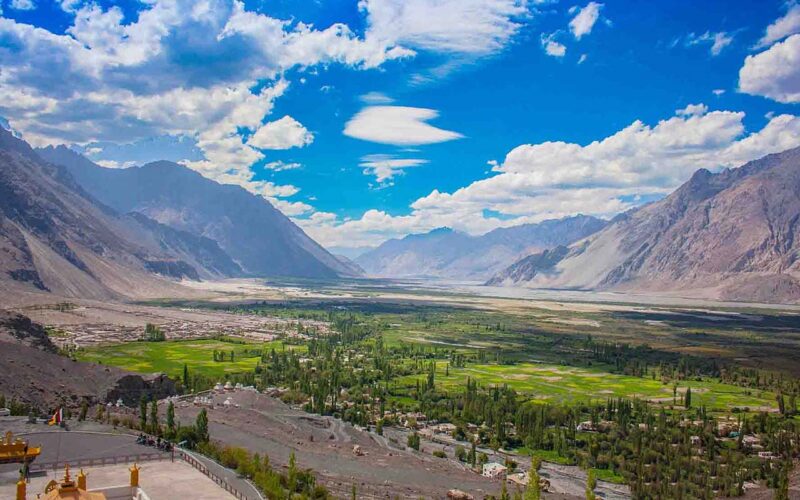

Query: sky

[1,0,799,255]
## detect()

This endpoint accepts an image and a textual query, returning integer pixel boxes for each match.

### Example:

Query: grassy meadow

[392,360,775,411]
[76,338,304,379]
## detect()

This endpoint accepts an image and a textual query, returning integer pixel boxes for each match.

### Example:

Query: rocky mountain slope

[356,215,607,279]
[0,310,175,409]
[38,147,359,279]
[488,147,800,303]
[0,128,240,300]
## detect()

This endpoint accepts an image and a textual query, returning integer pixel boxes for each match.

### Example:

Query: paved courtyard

[0,460,237,499]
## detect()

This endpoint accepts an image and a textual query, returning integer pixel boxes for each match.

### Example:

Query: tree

[407,432,420,451]
[166,401,176,437]
[586,470,597,500]
[139,395,148,430]
[144,323,165,342]
[469,440,477,467]
[684,387,692,408]
[525,468,541,500]
[149,400,159,435]
[288,451,298,492]
[777,392,786,415]
[182,364,189,390]
[79,399,88,421]
[195,408,209,443]
[775,461,790,500]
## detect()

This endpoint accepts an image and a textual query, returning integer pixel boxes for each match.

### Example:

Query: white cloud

[578,54,587,64]
[59,0,82,13]
[709,32,734,55]
[359,154,428,183]
[248,116,314,150]
[95,159,137,169]
[686,31,734,56]
[250,181,299,198]
[304,106,800,248]
[359,0,530,56]
[360,91,395,104]
[264,160,301,171]
[756,2,800,48]
[0,0,421,207]
[712,88,726,96]
[739,34,800,103]
[271,198,313,216]
[344,106,463,146]
[10,0,35,11]
[541,32,566,57]
[676,103,708,117]
[569,2,603,40]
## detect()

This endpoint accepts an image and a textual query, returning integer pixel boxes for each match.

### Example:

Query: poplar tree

[166,401,176,437]
[139,395,147,430]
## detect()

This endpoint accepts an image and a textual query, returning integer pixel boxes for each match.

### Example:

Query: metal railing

[178,450,252,500]
[30,452,170,472]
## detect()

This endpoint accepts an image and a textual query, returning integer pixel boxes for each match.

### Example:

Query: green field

[394,361,775,411]
[76,339,304,379]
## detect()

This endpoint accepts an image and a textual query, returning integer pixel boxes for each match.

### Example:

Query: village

[45,313,330,349]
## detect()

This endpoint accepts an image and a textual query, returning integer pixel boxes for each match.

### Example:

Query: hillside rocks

[106,374,177,407]
[0,310,176,410]
[488,147,800,303]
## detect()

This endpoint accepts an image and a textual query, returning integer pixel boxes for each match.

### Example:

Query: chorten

[38,464,106,500]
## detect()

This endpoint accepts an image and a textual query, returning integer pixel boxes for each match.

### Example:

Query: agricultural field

[146,294,798,413]
[393,361,776,412]
[76,338,305,379]
[187,290,800,375]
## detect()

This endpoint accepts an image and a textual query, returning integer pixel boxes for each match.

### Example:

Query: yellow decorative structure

[0,431,41,464]
[35,464,107,500]
[15,476,25,500]
[77,469,87,490]
[129,463,140,487]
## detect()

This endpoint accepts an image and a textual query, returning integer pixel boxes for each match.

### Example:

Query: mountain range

[488,146,800,303]
[3,122,799,304]
[355,215,608,280]
[0,127,220,300]
[37,146,358,280]
[0,127,361,302]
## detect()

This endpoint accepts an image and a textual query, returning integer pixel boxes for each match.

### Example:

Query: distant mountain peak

[357,215,607,279]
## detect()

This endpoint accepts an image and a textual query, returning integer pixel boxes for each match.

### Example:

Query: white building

[482,462,507,479]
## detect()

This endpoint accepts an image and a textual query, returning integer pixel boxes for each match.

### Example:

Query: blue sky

[1,0,799,252]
